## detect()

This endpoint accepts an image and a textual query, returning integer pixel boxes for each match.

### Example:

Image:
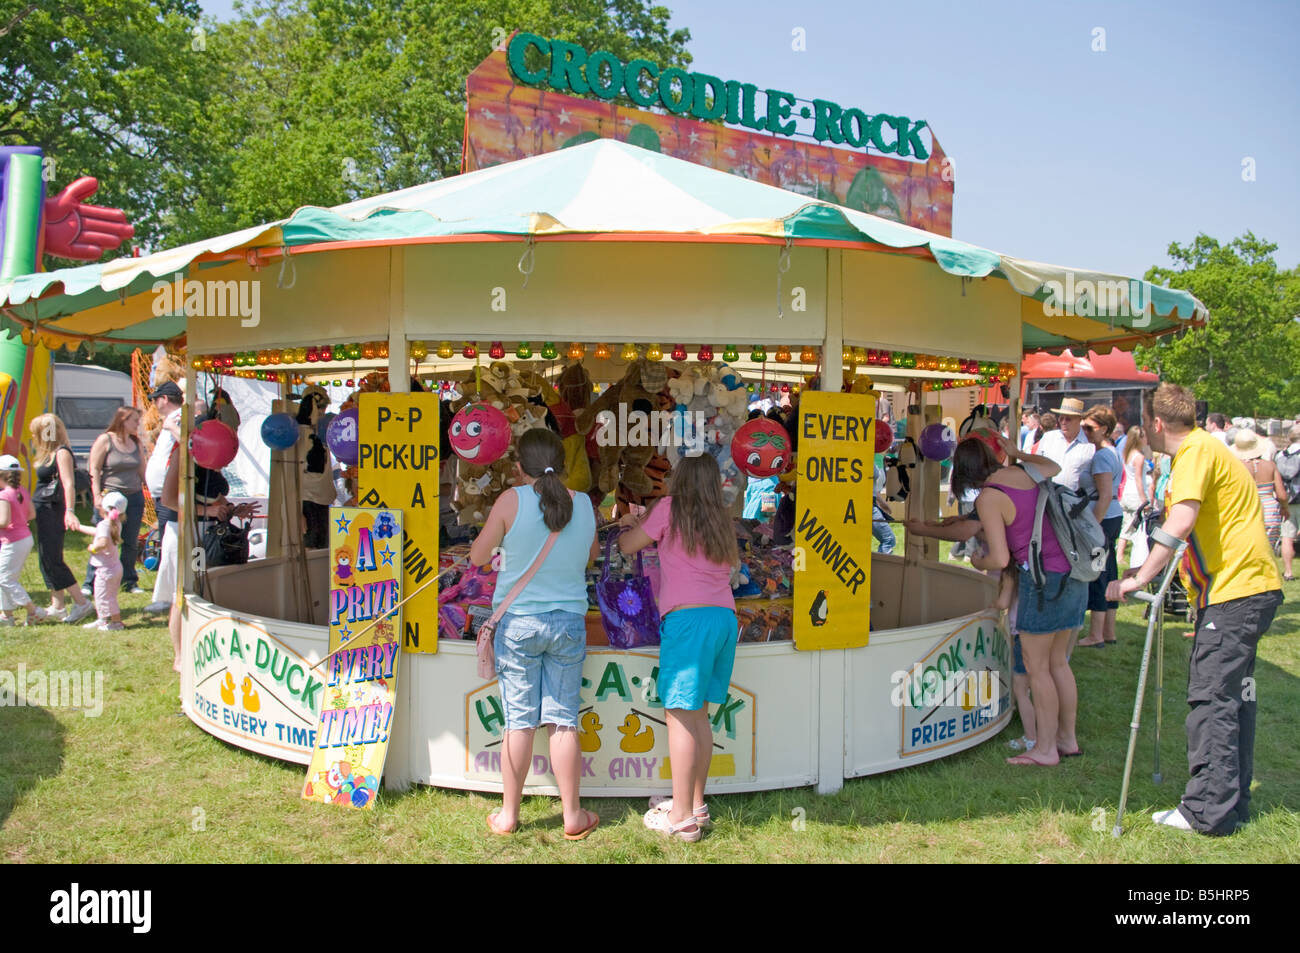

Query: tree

[1135,233,1300,417]
[164,0,693,245]
[1,0,220,257]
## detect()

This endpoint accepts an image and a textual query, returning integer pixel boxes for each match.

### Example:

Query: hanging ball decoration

[731,418,792,478]
[568,342,586,360]
[775,346,792,363]
[319,344,334,362]
[449,403,511,465]
[436,341,454,359]
[260,412,300,451]
[191,358,204,370]
[594,343,611,360]
[697,345,714,362]
[191,419,240,470]
[362,342,377,360]
[377,342,389,359]
[489,341,506,360]
[671,344,688,362]
[842,347,854,364]
[326,408,361,465]
[256,350,269,366]
[800,346,817,364]
[541,341,559,360]
[516,342,533,360]
[781,383,791,393]
[410,340,428,361]
[305,347,319,363]
[646,343,663,361]
[347,342,363,360]
[919,423,959,461]
[749,345,767,363]
[853,348,868,364]
[723,345,740,363]
[459,342,475,360]
[621,342,639,361]
[874,419,896,454]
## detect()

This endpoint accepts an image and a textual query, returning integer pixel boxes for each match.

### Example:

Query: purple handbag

[596,529,661,649]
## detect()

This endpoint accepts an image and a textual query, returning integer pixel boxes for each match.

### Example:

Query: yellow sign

[792,391,875,650]
[301,506,403,809]
[356,392,441,653]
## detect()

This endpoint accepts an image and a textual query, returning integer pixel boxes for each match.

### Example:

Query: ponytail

[517,428,572,532]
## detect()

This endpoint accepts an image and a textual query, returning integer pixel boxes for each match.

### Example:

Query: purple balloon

[326,407,359,466]
[919,423,958,461]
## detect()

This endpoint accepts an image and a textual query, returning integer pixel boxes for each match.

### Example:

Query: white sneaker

[64,602,95,624]
[27,605,49,623]
[80,587,92,597]
[1152,807,1193,831]
[144,601,171,614]
[101,621,126,631]
[83,616,107,629]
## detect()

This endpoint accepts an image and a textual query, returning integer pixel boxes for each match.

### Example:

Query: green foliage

[1136,234,1300,417]
[1,0,214,257]
[2,0,691,256]
[166,0,692,245]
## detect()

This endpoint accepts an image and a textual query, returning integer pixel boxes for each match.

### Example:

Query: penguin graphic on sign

[809,589,829,627]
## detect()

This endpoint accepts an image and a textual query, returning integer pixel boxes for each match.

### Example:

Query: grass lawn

[1,513,1297,863]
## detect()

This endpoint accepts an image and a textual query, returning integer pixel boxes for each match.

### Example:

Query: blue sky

[197,0,1299,278]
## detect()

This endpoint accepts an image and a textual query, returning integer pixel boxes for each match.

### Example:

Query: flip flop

[1006,754,1056,766]
[564,808,600,841]
[486,810,516,836]
[1059,749,1083,758]
[1076,640,1106,649]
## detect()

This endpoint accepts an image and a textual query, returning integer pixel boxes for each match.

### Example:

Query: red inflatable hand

[42,177,135,260]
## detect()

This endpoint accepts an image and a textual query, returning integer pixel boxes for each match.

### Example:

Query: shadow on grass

[0,702,66,829]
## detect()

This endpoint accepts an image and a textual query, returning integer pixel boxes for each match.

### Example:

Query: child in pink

[82,490,127,630]
[0,455,48,626]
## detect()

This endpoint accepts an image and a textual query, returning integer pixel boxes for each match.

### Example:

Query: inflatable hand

[42,177,134,260]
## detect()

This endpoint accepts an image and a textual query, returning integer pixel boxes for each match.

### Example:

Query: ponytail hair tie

[110,510,123,522]
[543,466,555,474]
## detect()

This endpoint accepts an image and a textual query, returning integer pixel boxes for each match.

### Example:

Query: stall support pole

[814,247,846,795]
[383,246,415,793]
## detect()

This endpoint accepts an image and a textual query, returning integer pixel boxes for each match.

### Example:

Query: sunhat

[0,455,22,471]
[1050,397,1086,417]
[1231,430,1265,461]
[101,490,129,514]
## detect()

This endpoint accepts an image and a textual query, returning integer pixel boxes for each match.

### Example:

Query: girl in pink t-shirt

[78,491,127,630]
[617,452,739,842]
[0,456,48,626]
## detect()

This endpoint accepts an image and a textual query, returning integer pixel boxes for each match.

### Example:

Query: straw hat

[1231,429,1266,461]
[1050,397,1086,417]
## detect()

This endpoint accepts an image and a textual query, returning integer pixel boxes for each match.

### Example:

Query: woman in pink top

[618,452,739,841]
[955,435,1084,766]
[0,455,48,626]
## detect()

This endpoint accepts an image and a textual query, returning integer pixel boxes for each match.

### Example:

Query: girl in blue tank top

[469,428,599,839]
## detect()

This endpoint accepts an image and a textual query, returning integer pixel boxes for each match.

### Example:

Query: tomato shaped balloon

[449,403,511,464]
[731,418,790,477]
[873,418,895,454]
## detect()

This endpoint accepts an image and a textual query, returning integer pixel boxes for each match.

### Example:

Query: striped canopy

[0,139,1206,352]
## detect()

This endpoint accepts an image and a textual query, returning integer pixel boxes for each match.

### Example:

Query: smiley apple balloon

[449,403,511,464]
[730,418,790,477]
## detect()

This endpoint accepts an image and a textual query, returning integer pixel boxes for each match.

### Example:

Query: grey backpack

[1276,446,1300,504]
[1021,462,1108,606]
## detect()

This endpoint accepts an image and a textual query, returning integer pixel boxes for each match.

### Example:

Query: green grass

[1,512,1297,862]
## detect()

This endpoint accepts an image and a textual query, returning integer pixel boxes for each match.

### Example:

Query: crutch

[1113,530,1188,838]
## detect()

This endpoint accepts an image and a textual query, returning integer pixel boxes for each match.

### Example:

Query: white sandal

[1006,735,1037,751]
[644,806,702,842]
[647,796,711,829]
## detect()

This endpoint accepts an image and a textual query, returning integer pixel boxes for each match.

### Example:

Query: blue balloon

[316,412,337,442]
[260,412,299,451]
[326,408,360,466]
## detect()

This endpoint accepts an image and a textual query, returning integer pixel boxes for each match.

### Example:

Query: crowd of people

[1,370,1293,841]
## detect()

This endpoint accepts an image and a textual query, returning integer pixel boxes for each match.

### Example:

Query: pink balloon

[190,419,239,469]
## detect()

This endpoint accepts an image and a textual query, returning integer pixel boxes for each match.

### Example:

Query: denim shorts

[658,607,738,711]
[1012,634,1026,675]
[493,609,586,731]
[1016,566,1087,635]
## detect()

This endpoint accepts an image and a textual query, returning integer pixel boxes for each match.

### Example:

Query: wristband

[1150,526,1183,550]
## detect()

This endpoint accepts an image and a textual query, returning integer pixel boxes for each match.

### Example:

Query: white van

[51,363,134,461]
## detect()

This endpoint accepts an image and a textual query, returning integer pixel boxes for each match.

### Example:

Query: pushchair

[1128,503,1193,624]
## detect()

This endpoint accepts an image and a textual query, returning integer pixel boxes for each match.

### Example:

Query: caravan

[51,363,133,463]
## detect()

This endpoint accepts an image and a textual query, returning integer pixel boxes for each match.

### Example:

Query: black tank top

[35,447,72,497]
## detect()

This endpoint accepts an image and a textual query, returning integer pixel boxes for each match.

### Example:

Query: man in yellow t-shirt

[1110,384,1283,836]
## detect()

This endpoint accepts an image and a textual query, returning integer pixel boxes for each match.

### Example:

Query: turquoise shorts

[658,607,738,711]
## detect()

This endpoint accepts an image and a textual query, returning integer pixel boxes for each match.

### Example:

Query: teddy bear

[575,358,664,496]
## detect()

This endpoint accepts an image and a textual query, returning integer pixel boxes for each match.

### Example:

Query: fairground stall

[0,138,1206,798]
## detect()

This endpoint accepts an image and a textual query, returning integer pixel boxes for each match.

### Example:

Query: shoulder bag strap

[484,530,561,630]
